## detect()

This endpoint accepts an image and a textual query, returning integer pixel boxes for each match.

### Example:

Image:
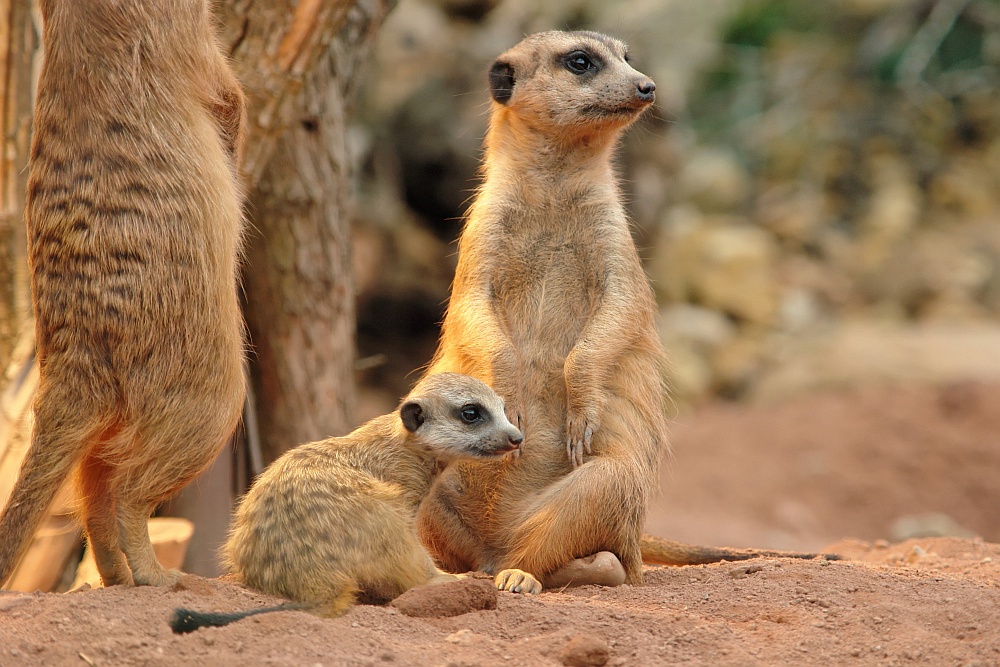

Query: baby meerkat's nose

[509,430,524,446]
[636,79,655,102]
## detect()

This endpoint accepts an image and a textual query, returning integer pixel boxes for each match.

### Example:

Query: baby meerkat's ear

[488,59,515,104]
[400,401,425,433]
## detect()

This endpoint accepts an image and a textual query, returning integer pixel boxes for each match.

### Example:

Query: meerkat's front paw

[494,569,542,594]
[565,410,596,468]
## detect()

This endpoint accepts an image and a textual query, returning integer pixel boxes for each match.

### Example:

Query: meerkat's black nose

[509,431,524,446]
[636,80,655,102]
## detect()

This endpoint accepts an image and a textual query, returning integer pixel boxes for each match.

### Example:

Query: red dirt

[2,381,999,666]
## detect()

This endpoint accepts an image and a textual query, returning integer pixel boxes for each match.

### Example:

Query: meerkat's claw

[566,420,595,467]
[495,569,543,594]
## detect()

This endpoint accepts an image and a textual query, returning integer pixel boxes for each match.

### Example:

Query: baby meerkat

[419,30,833,593]
[170,373,523,633]
[0,0,246,588]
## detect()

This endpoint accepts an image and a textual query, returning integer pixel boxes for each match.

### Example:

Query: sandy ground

[2,381,999,666]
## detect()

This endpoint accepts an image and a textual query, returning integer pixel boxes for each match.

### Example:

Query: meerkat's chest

[491,228,605,344]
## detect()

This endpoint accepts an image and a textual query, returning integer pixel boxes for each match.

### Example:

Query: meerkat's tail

[0,420,109,587]
[169,603,310,633]
[640,534,841,565]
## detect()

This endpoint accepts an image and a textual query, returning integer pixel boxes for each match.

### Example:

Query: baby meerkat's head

[488,31,655,137]
[398,373,523,462]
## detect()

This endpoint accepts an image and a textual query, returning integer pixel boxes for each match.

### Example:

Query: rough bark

[240,1,391,460]
[0,0,39,369]
[215,0,355,190]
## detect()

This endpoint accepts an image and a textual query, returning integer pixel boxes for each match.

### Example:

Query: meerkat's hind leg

[119,502,179,586]
[78,451,133,586]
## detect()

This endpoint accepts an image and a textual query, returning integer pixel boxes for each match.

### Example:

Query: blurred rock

[662,341,714,403]
[699,224,779,324]
[676,147,751,212]
[753,323,1000,403]
[348,0,1000,415]
[660,303,737,348]
[710,333,766,394]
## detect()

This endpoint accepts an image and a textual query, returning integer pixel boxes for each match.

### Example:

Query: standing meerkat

[170,373,523,632]
[419,31,831,592]
[0,0,246,588]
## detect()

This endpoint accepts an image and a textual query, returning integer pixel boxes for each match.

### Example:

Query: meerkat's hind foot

[495,569,543,594]
[428,570,464,585]
[311,585,361,618]
[542,551,627,590]
[133,566,183,587]
[119,506,183,586]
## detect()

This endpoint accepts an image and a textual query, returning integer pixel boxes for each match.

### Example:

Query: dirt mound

[0,537,997,666]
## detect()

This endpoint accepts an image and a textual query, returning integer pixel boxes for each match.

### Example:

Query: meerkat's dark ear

[489,59,515,104]
[400,401,425,433]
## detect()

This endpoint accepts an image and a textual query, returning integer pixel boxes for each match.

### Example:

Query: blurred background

[351,0,1000,414]
[1,0,999,587]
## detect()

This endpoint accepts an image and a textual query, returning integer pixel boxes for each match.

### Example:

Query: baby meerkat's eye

[460,404,484,424]
[564,51,597,75]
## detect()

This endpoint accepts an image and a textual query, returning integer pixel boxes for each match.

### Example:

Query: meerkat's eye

[564,51,597,75]
[459,404,484,424]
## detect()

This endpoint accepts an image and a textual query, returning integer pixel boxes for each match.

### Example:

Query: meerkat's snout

[636,79,655,102]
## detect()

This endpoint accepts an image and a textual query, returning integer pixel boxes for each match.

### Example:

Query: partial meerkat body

[419,31,832,591]
[170,373,523,631]
[0,0,246,588]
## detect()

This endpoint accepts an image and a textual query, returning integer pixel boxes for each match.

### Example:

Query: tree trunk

[0,0,39,369]
[224,0,392,461]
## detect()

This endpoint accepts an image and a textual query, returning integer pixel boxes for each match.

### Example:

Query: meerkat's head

[397,373,523,462]
[487,31,655,140]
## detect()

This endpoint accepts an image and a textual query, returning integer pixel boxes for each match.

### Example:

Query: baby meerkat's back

[221,373,523,620]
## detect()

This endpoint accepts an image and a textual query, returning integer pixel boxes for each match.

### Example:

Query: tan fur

[224,373,524,618]
[418,31,667,587]
[0,0,246,588]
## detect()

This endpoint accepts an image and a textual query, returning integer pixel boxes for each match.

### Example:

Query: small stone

[390,578,497,618]
[445,629,476,645]
[728,563,764,579]
[561,635,610,667]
